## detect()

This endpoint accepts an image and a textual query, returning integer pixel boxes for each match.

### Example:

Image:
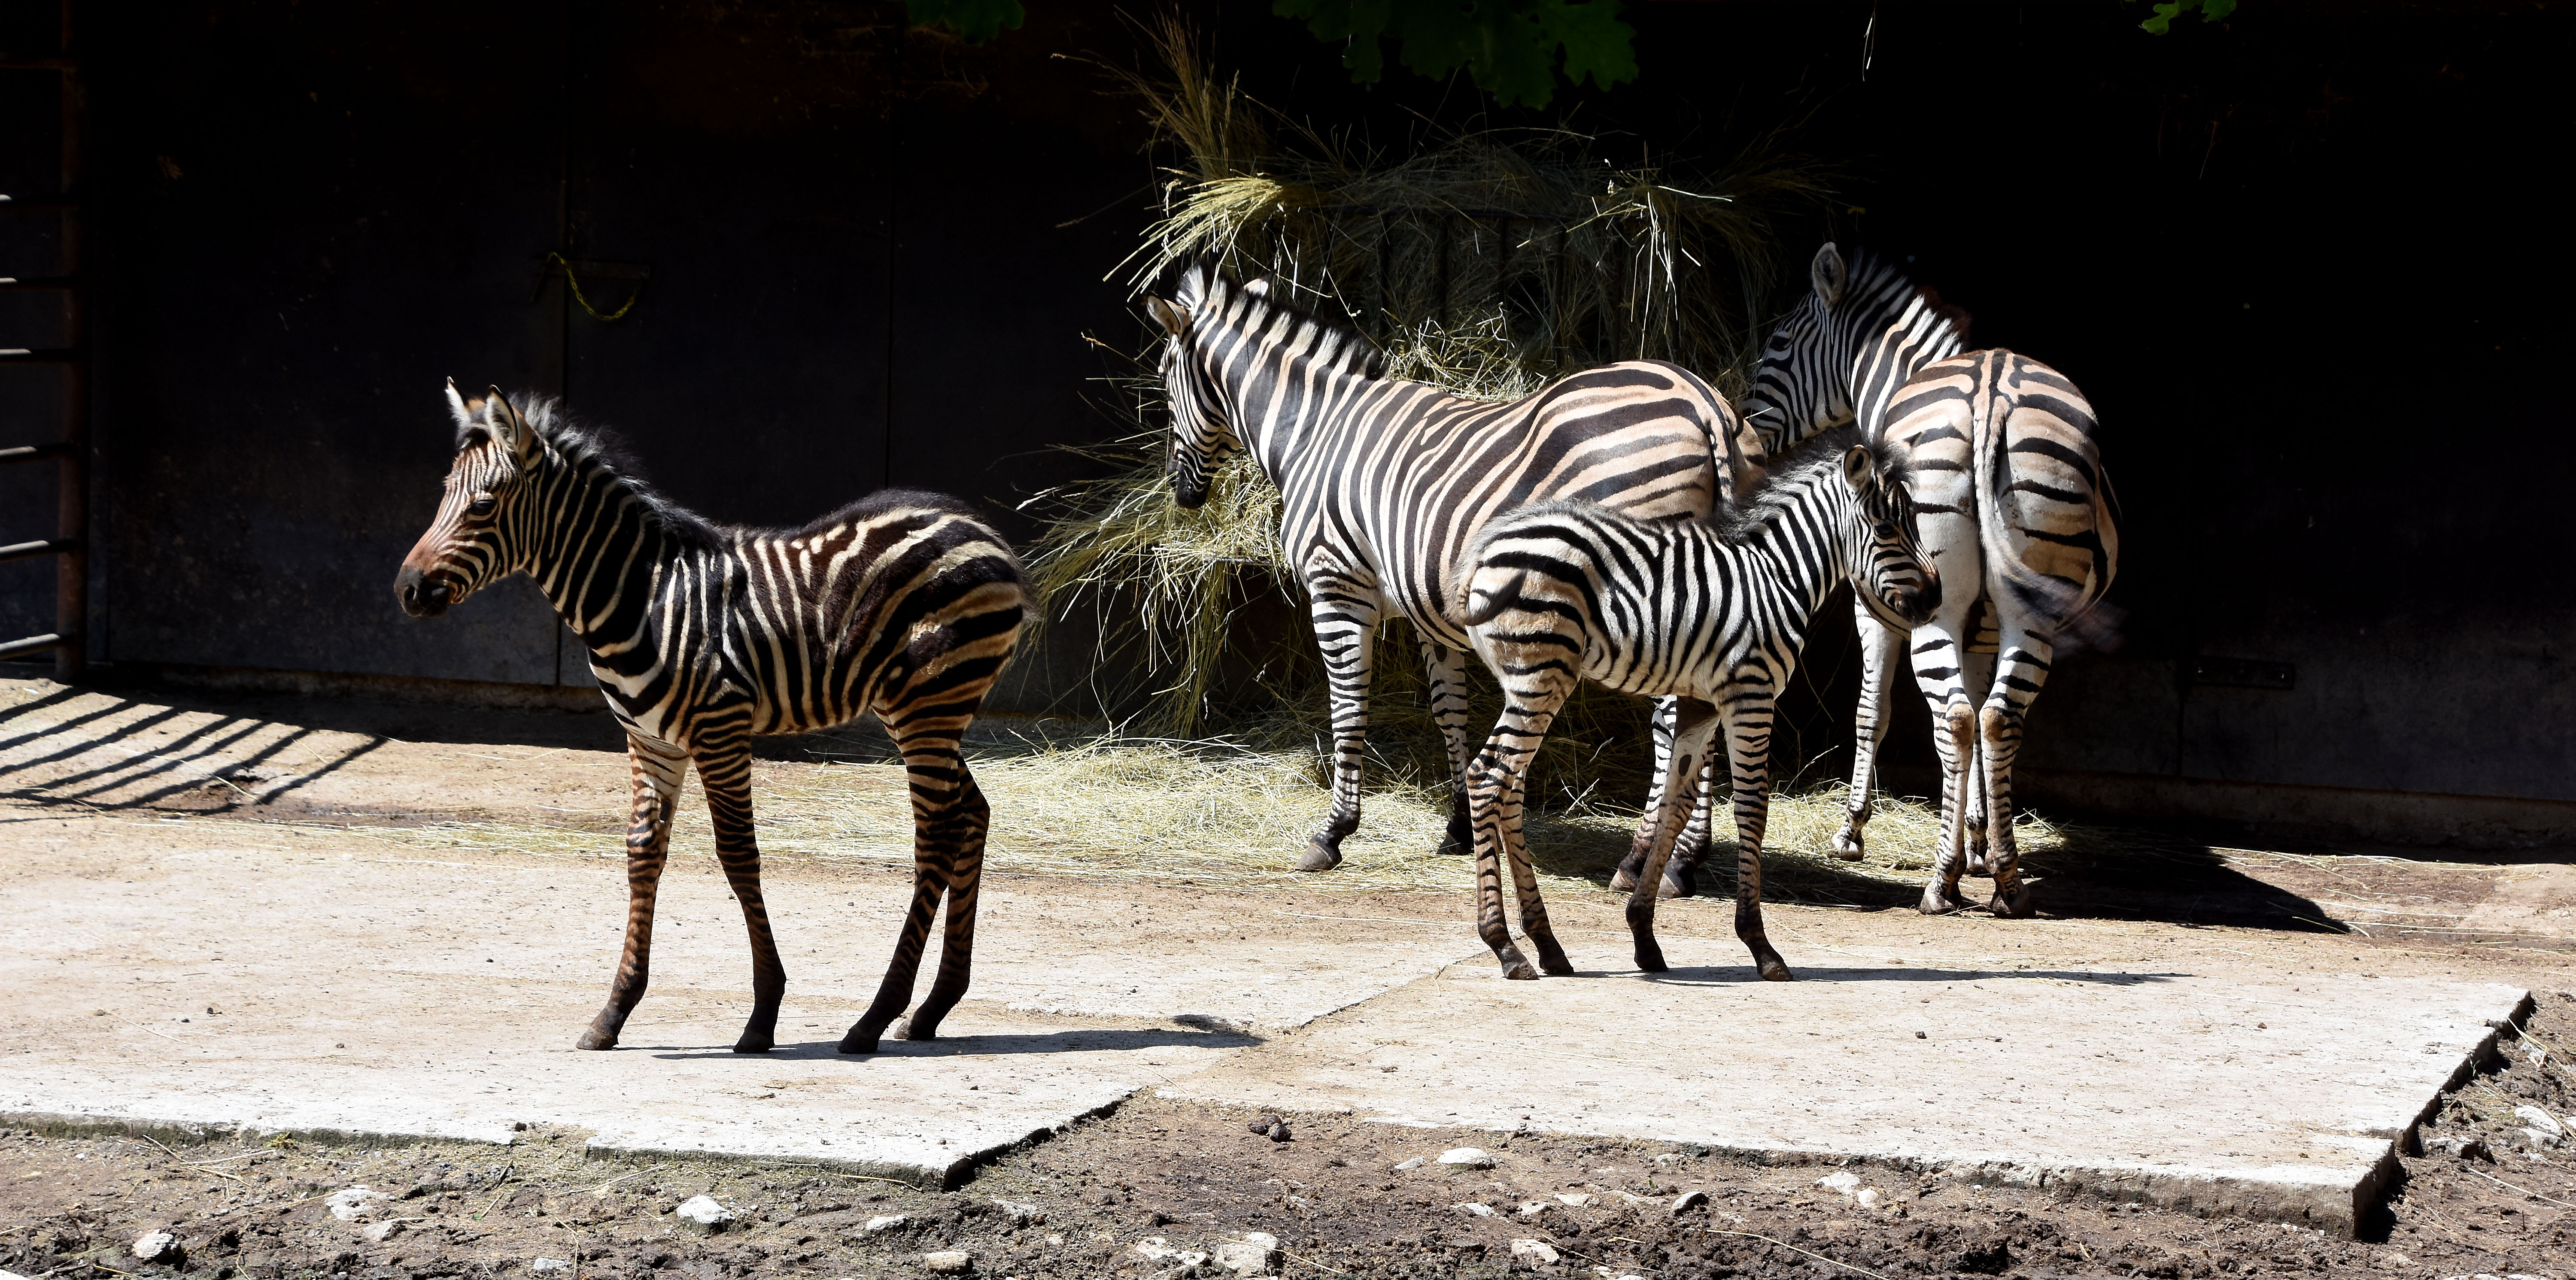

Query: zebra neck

[1851,290,1968,439]
[1740,477,1854,628]
[521,449,677,641]
[1205,328,1375,475]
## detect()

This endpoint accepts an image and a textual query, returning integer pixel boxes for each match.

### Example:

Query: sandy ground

[2,678,2573,1278]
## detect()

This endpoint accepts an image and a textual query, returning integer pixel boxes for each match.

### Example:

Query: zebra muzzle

[395,565,454,618]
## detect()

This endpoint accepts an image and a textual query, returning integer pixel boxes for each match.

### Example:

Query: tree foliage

[905,0,1026,44]
[2133,0,2238,36]
[1273,0,1638,109]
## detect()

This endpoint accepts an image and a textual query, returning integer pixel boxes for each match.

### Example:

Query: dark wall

[5,0,2568,840]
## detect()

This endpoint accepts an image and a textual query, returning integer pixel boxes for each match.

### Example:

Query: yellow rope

[547,252,642,322]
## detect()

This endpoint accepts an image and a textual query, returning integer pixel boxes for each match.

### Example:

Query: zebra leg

[1979,630,2055,919]
[841,717,984,1053]
[1497,768,1574,977]
[1467,678,1568,980]
[694,736,788,1054]
[577,734,689,1050]
[1910,626,1977,915]
[1419,638,1477,858]
[1833,602,1902,861]
[1628,698,1718,974]
[1962,598,2000,877]
[1612,698,1677,892]
[1300,583,1382,872]
[1659,758,1717,900]
[1719,693,1793,982]
[905,768,988,1040]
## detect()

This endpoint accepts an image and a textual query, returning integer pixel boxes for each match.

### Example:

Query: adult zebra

[395,383,1026,1056]
[1454,431,1939,980]
[1145,263,1766,872]
[1712,244,2119,916]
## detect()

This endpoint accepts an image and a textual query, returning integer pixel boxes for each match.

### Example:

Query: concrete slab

[0,824,1475,1185]
[1161,932,2530,1235]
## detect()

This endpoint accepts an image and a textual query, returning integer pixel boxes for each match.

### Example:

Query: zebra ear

[485,387,537,464]
[1812,243,1848,306]
[444,377,473,430]
[1145,296,1188,337]
[1842,445,1876,494]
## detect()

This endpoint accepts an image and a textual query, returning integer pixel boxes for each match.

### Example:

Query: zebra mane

[1169,260,1390,380]
[1705,426,1901,542]
[1836,246,1974,352]
[483,394,722,545]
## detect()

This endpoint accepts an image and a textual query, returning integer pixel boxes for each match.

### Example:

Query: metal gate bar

[0,0,90,682]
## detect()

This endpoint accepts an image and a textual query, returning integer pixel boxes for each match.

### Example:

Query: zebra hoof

[1989,885,2036,919]
[1497,943,1539,981]
[1917,884,1970,915]
[1829,828,1866,861]
[1607,867,1638,892]
[836,1025,882,1055]
[1657,862,1697,899]
[1295,841,1343,872]
[1758,958,1795,982]
[1965,851,1991,877]
[574,1028,618,1051]
[1633,941,1668,973]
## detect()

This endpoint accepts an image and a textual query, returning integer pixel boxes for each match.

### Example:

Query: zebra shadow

[1625,965,2184,986]
[646,1025,1262,1060]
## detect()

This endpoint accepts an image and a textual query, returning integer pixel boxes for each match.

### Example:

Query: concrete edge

[2397,989,2537,1157]
[581,1090,1140,1191]
[0,1107,516,1152]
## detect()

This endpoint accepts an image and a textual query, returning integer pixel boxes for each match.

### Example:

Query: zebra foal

[395,383,1026,1056]
[1453,433,1938,981]
[1146,263,1764,874]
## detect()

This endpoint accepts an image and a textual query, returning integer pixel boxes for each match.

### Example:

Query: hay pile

[1026,19,1829,793]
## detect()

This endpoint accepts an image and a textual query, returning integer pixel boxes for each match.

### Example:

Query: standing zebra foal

[1453,432,1938,981]
[396,383,1026,1055]
[1738,245,2119,916]
[1147,263,1764,874]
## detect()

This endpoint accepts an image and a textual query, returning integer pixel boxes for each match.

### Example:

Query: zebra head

[1744,244,1968,454]
[1144,262,1240,511]
[1839,443,1941,629]
[395,379,541,618]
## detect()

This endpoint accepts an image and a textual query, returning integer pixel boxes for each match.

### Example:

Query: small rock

[673,1194,735,1234]
[325,1186,390,1222]
[1510,1239,1561,1266]
[865,1214,912,1234]
[1671,1189,1708,1214]
[361,1220,404,1244]
[1248,1113,1282,1135]
[1391,1157,1426,1172]
[531,1260,573,1276]
[2424,1133,2494,1162]
[131,1230,182,1264]
[1915,1030,1927,1039]
[1266,1121,1292,1143]
[1455,1201,1498,1217]
[1553,1193,1593,1207]
[1437,1147,1495,1170]
[1815,1171,1862,1196]
[2513,1104,2564,1147]
[1855,1188,1885,1211]
[1212,1231,1282,1276]
[1131,1238,1207,1273]
[991,1199,1044,1226]
[923,1250,974,1274]
[1516,1201,1551,1217]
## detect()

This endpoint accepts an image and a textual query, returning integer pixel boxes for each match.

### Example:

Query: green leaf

[907,0,1026,44]
[1276,0,1637,109]
[2133,0,2236,35]
[2200,0,2238,20]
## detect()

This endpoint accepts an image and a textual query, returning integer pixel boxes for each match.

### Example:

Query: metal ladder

[0,0,88,681]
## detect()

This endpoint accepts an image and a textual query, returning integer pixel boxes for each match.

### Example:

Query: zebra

[1453,430,1938,981]
[1728,244,2118,916]
[394,382,1026,1055]
[1145,262,1766,873]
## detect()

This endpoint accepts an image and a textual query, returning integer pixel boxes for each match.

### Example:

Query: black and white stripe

[1452,432,1938,981]
[1146,263,1768,874]
[1741,245,2120,916]
[396,382,1026,1056]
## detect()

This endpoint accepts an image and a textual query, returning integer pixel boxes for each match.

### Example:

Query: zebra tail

[1458,570,1531,628]
[1971,385,2121,653]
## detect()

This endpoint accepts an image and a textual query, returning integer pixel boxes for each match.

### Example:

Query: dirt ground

[3,679,2574,1278]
